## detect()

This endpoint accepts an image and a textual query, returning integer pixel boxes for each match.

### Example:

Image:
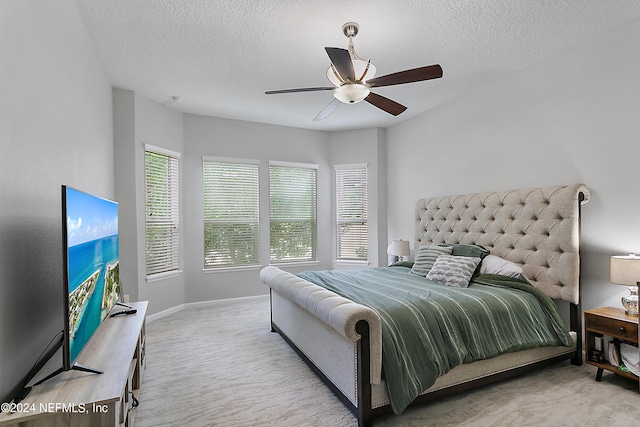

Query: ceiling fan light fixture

[334,83,370,104]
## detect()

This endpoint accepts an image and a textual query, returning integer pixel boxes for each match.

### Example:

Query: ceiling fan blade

[365,92,407,116]
[367,64,443,88]
[265,87,334,95]
[325,47,355,82]
[313,98,341,121]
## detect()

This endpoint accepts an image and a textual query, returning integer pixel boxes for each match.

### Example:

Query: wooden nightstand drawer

[585,312,638,342]
[584,306,639,385]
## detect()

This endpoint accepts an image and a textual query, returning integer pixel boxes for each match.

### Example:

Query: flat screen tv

[61,185,120,373]
[13,187,124,400]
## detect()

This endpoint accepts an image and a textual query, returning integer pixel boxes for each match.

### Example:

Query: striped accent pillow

[409,245,452,277]
[426,254,481,287]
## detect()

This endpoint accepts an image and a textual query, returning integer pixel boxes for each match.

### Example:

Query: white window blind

[336,165,368,261]
[269,163,317,263]
[203,159,260,268]
[144,146,180,277]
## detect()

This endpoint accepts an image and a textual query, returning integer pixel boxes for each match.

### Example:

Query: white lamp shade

[610,254,640,285]
[333,83,370,104]
[391,240,410,257]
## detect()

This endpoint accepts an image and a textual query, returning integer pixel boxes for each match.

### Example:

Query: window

[203,158,260,268]
[335,164,368,261]
[269,162,317,263]
[144,145,180,277]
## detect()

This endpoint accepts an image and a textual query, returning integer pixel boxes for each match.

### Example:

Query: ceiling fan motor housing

[342,22,359,38]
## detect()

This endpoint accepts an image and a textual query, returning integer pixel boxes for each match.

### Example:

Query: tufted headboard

[415,184,590,304]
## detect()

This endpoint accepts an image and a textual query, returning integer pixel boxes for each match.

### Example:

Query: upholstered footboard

[260,266,382,408]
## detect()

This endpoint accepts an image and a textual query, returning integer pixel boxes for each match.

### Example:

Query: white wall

[114,90,186,314]
[182,114,333,302]
[113,101,392,312]
[0,0,113,403]
[329,128,388,268]
[386,17,640,314]
[113,90,138,302]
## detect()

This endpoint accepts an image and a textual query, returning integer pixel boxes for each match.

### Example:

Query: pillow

[480,255,531,283]
[409,245,453,277]
[390,260,414,268]
[439,243,489,277]
[425,254,481,288]
[439,243,489,259]
[480,254,522,277]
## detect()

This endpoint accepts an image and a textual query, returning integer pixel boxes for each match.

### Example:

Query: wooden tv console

[0,301,147,427]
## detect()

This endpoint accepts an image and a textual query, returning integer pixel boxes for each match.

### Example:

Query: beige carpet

[135,295,638,427]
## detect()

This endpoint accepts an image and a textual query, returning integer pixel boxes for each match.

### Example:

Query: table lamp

[391,239,410,263]
[610,254,640,316]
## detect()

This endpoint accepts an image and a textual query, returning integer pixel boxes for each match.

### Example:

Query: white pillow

[425,254,481,288]
[480,255,530,283]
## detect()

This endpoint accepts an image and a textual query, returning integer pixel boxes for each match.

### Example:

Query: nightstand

[584,307,639,383]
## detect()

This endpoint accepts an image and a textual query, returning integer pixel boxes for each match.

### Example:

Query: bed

[260,184,590,427]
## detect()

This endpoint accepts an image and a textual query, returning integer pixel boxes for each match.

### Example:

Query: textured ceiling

[74,0,640,131]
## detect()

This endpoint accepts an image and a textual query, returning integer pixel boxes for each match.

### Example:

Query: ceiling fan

[265,22,443,121]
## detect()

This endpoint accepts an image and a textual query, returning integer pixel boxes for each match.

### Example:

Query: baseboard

[146,304,186,322]
[146,294,268,323]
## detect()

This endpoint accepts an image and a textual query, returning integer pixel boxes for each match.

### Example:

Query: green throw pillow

[438,243,489,276]
[439,243,489,259]
[410,245,453,277]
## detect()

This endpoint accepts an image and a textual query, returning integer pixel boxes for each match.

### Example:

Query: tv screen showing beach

[64,186,119,364]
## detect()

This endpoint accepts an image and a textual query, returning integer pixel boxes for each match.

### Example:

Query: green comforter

[297,267,572,414]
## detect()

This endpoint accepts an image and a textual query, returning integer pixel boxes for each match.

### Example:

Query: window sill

[146,270,182,283]
[202,265,262,274]
[335,260,369,266]
[269,260,319,268]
